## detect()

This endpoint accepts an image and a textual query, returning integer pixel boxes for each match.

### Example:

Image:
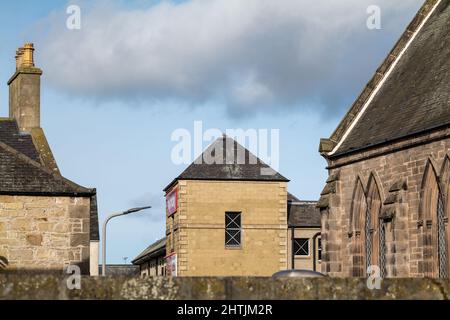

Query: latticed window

[379,222,387,278]
[438,191,448,278]
[225,212,241,247]
[294,238,309,256]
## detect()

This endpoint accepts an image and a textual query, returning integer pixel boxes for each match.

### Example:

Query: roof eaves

[0,141,94,196]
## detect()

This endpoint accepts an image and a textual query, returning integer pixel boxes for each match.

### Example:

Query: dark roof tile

[0,119,40,162]
[132,237,166,264]
[335,0,450,155]
[164,136,288,191]
[0,141,93,195]
[288,201,321,227]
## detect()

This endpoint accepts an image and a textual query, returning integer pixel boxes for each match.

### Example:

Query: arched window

[350,177,367,277]
[438,157,450,278]
[366,174,384,277]
[420,160,448,278]
[350,174,385,278]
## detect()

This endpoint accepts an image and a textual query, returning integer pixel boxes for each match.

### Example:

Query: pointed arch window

[350,178,368,277]
[437,190,447,278]
[366,175,384,277]
[420,160,448,278]
[350,175,384,277]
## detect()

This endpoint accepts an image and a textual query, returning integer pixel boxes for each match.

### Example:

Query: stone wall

[0,195,91,273]
[320,129,450,277]
[166,180,288,276]
[0,275,448,300]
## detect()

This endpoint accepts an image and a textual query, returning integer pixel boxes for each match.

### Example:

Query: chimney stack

[8,43,42,133]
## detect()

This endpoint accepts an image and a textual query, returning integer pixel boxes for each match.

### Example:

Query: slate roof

[287,192,300,202]
[329,0,450,156]
[0,141,92,195]
[0,119,40,162]
[0,118,99,241]
[164,135,289,191]
[288,200,321,228]
[90,194,100,241]
[132,237,166,265]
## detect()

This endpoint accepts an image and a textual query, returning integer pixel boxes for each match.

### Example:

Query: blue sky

[0,0,423,263]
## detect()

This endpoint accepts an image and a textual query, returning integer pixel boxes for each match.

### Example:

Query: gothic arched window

[438,157,450,278]
[350,177,367,277]
[420,160,448,278]
[366,174,384,277]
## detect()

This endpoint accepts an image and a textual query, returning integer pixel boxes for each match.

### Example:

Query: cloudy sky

[0,0,423,263]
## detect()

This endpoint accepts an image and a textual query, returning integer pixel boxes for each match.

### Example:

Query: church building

[318,0,449,278]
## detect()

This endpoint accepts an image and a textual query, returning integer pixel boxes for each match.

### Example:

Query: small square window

[294,238,309,256]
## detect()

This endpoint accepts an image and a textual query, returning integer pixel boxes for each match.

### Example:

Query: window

[318,238,322,261]
[225,212,241,247]
[294,238,309,256]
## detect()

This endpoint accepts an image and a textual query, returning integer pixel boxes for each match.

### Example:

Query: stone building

[318,0,449,278]
[163,135,289,276]
[0,44,99,275]
[132,237,166,276]
[287,193,321,271]
[133,194,323,276]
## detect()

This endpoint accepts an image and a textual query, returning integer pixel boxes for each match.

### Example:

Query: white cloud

[32,0,422,117]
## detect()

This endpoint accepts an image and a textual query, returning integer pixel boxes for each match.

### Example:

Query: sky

[0,0,423,264]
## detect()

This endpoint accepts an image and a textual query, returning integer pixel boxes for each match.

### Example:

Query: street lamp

[102,205,151,276]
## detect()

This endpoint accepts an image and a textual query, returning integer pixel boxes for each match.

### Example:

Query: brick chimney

[8,43,42,133]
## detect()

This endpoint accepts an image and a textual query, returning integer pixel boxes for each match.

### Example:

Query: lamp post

[102,205,151,276]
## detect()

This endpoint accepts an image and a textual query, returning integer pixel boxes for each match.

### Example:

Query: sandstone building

[287,194,321,271]
[0,44,99,275]
[134,193,321,276]
[132,237,166,276]
[161,135,289,276]
[318,0,449,278]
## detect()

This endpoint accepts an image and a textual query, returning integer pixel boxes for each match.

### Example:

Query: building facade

[132,237,166,276]
[287,194,321,271]
[163,136,289,276]
[318,0,449,278]
[0,44,99,275]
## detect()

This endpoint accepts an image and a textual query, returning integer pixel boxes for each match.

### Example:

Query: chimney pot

[15,48,24,70]
[22,43,35,68]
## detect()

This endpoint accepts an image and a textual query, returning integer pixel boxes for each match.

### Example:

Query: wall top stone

[0,275,448,300]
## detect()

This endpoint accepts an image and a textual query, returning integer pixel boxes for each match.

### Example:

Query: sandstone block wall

[287,228,321,270]
[167,180,288,276]
[0,195,91,273]
[321,131,450,277]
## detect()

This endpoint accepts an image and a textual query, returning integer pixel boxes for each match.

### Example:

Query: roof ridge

[320,0,441,155]
[0,140,93,194]
[164,135,289,191]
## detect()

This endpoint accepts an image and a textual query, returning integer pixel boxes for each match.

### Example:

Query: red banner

[166,187,178,216]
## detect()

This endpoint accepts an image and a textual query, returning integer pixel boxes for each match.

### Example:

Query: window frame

[225,212,242,248]
[294,238,310,257]
[317,238,322,261]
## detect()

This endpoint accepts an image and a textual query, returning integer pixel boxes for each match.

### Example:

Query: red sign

[166,187,178,216]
